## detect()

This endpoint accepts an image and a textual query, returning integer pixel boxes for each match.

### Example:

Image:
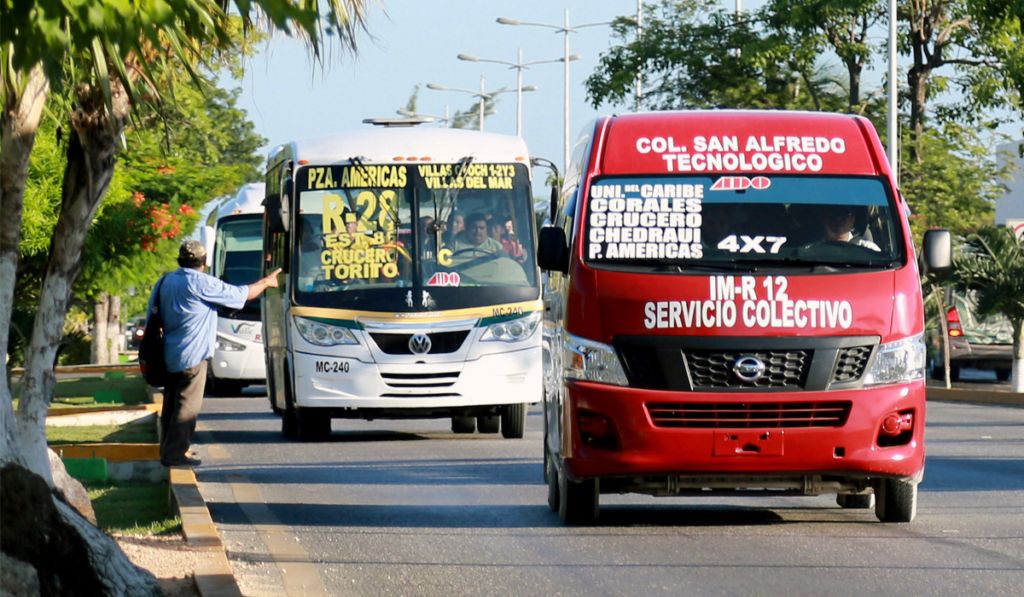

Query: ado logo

[710,176,771,191]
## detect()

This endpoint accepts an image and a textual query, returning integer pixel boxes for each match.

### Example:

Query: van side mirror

[538,226,569,273]
[922,229,952,278]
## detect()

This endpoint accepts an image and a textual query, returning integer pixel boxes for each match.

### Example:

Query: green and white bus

[262,122,543,441]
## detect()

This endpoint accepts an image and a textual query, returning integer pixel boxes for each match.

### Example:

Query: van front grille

[686,350,810,390]
[646,401,852,428]
[832,345,873,383]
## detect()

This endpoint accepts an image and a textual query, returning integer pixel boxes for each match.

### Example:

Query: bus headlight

[481,312,541,342]
[564,333,629,386]
[864,333,925,386]
[294,316,359,346]
[215,336,245,352]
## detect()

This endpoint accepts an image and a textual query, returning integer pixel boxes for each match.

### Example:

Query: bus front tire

[477,415,500,434]
[501,403,527,439]
[296,408,331,442]
[874,478,918,523]
[451,417,476,434]
[558,472,598,525]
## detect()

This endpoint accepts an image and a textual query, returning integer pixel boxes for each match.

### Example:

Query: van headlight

[215,336,245,352]
[294,316,359,346]
[481,312,541,342]
[864,333,926,386]
[564,333,629,386]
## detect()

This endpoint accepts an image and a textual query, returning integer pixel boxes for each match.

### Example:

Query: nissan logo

[408,333,432,355]
[733,355,766,382]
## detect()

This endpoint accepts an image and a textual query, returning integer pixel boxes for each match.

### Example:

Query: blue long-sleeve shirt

[146,268,249,373]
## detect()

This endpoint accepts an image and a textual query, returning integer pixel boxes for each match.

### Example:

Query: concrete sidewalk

[927,384,1023,407]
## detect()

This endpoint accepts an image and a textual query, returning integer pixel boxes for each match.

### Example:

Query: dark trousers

[160,360,207,463]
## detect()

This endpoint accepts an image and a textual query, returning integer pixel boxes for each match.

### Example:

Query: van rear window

[584,175,904,272]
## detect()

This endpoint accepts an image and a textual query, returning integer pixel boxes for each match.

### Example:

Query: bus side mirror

[538,226,569,273]
[922,229,952,278]
[549,184,559,223]
[264,194,285,233]
[200,225,215,267]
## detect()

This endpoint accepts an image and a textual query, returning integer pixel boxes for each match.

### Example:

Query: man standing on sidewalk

[149,240,281,466]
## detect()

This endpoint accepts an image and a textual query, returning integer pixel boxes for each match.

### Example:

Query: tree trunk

[108,294,122,364]
[0,64,49,467]
[1013,319,1024,393]
[847,60,861,109]
[91,293,110,365]
[15,79,130,478]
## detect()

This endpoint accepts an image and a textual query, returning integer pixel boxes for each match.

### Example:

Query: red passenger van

[538,110,952,524]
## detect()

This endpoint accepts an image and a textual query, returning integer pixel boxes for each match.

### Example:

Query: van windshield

[583,175,905,272]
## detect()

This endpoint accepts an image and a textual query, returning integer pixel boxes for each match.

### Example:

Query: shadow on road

[921,456,1024,492]
[199,457,540,486]
[207,501,790,529]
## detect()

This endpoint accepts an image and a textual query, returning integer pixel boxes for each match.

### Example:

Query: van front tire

[558,473,598,525]
[875,478,918,522]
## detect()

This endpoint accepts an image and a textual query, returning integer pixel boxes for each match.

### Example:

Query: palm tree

[1,2,369,591]
[954,226,1024,392]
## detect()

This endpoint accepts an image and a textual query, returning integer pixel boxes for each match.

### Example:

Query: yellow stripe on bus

[290,300,542,324]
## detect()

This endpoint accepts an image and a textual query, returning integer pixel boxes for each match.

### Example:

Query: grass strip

[48,423,158,445]
[86,481,181,535]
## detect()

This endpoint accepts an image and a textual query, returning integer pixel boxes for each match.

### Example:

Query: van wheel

[996,368,1011,382]
[546,446,560,512]
[477,415,500,434]
[501,403,527,439]
[296,408,331,442]
[837,493,874,509]
[558,473,598,525]
[451,416,476,434]
[875,478,918,522]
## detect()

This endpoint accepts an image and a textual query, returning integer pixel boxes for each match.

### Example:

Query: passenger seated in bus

[815,204,880,251]
[449,212,528,285]
[488,217,525,261]
[452,212,504,256]
[445,211,465,246]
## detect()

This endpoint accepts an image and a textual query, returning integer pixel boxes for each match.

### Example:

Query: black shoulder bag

[139,276,169,387]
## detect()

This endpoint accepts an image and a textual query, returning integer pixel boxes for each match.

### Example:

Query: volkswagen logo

[408,333,432,355]
[732,355,766,382]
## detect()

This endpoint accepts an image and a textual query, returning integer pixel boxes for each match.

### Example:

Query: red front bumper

[561,380,926,483]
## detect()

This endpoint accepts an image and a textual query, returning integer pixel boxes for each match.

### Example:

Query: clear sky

[228,1,639,193]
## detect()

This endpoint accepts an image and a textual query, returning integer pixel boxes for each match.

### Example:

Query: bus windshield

[584,175,905,273]
[213,215,263,320]
[293,162,537,311]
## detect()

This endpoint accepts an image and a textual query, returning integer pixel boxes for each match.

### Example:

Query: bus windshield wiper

[436,156,474,235]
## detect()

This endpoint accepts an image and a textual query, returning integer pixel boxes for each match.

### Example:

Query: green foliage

[953,226,1024,325]
[586,0,853,111]
[899,124,1009,244]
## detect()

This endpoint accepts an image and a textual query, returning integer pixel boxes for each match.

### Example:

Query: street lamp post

[427,76,533,132]
[458,49,575,136]
[498,9,611,174]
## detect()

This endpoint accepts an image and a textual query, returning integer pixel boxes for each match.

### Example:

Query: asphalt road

[193,389,1024,597]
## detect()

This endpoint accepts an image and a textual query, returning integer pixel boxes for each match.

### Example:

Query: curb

[169,466,242,597]
[926,386,1023,408]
